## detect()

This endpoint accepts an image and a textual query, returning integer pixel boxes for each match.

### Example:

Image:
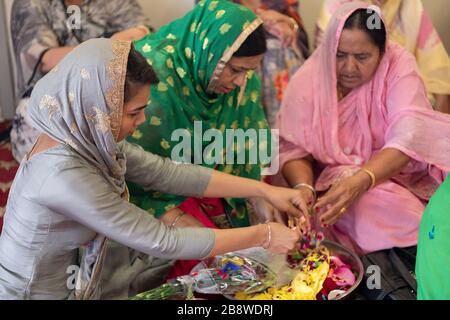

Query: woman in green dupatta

[128,0,274,277]
[416,177,450,299]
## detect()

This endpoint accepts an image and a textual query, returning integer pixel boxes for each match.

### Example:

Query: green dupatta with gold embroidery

[128,0,270,227]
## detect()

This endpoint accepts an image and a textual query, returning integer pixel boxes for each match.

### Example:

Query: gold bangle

[288,17,299,33]
[170,212,185,227]
[262,222,272,249]
[293,183,317,204]
[362,169,376,189]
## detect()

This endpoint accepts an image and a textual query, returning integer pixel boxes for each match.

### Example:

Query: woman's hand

[262,222,301,254]
[249,198,286,225]
[315,172,372,227]
[262,185,311,231]
[111,26,149,41]
[256,9,297,47]
[160,208,204,228]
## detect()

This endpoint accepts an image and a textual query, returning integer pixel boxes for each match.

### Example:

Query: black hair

[124,44,159,102]
[233,25,267,57]
[343,8,387,53]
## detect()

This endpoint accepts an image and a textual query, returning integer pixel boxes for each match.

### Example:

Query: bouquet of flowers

[235,231,358,300]
[130,248,279,300]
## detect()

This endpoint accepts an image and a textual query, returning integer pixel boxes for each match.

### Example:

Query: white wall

[0,0,449,120]
[139,0,450,51]
[0,0,15,120]
[299,0,450,51]
[138,0,195,29]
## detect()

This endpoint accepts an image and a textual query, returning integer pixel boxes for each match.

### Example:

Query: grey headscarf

[28,38,131,195]
[27,38,132,299]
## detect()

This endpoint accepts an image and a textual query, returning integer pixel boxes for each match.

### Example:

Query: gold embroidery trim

[207,18,262,94]
[106,40,131,140]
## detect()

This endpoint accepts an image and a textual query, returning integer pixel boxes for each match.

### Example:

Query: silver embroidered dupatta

[27,38,132,299]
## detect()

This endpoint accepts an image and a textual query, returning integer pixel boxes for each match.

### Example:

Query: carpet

[0,122,19,233]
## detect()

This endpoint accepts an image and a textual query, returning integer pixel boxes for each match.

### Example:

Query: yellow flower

[208,53,214,62]
[150,116,161,126]
[152,191,163,198]
[250,91,259,103]
[227,96,234,107]
[157,82,168,92]
[142,43,152,53]
[231,120,239,129]
[196,22,202,33]
[244,117,250,128]
[240,95,248,106]
[166,76,175,87]
[160,139,171,150]
[131,130,142,140]
[190,22,197,33]
[198,70,205,80]
[164,204,176,211]
[247,70,255,79]
[182,87,190,96]
[208,1,218,11]
[166,59,174,69]
[146,59,153,65]
[200,30,207,41]
[258,120,267,129]
[203,38,209,50]
[223,164,233,174]
[220,23,232,34]
[216,10,226,19]
[164,45,175,53]
[185,47,192,59]
[166,33,176,39]
[176,67,186,78]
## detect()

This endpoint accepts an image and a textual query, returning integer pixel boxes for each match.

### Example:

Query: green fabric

[416,176,450,300]
[128,0,270,227]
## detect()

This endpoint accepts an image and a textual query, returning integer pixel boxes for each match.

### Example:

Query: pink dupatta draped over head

[277,2,450,253]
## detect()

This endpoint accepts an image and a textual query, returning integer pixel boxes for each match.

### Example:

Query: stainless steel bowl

[322,240,364,300]
[225,240,364,300]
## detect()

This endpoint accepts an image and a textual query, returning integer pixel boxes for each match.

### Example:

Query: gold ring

[339,207,347,215]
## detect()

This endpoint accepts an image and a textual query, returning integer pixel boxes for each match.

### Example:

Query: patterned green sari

[128,0,270,227]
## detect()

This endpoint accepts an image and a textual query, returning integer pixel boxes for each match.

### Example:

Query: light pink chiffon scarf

[276,2,450,253]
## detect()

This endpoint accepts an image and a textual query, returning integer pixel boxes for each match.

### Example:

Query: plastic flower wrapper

[130,248,291,300]
[234,231,361,300]
[236,245,331,300]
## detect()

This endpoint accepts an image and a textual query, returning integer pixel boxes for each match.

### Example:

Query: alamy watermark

[366,5,383,30]
[170,121,280,175]
[66,5,81,31]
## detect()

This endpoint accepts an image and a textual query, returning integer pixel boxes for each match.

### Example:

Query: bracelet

[287,17,299,33]
[293,183,317,204]
[262,222,272,249]
[170,212,185,227]
[361,168,376,189]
